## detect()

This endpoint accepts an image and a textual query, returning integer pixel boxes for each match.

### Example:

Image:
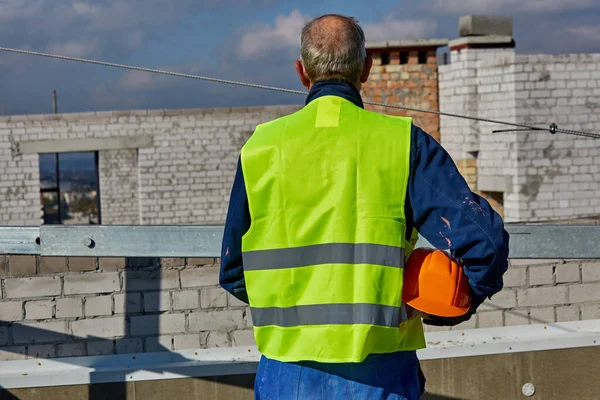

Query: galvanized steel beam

[0,225,597,259]
[40,225,223,257]
[506,224,600,259]
[0,227,40,255]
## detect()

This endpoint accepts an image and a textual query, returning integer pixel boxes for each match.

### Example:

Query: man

[220,14,509,399]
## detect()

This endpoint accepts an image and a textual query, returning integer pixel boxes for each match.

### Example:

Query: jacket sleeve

[407,126,510,310]
[219,157,250,304]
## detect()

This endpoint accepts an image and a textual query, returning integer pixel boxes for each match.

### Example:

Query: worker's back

[221,13,508,400]
[239,95,426,363]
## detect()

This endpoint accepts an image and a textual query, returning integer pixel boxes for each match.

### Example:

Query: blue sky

[1,0,600,115]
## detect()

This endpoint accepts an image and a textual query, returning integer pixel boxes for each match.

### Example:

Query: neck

[305,79,365,109]
[309,80,360,91]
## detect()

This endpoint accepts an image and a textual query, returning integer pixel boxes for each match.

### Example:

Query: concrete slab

[459,15,513,37]
[478,175,511,192]
[19,136,153,155]
[366,39,449,50]
[449,35,514,49]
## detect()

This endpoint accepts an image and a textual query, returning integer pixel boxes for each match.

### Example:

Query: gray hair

[300,14,367,84]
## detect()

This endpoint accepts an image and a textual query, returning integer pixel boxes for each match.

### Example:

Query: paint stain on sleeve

[462,196,487,216]
[439,231,452,248]
[441,217,451,228]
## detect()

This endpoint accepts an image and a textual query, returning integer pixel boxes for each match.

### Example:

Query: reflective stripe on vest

[251,303,411,327]
[240,95,426,362]
[243,243,404,271]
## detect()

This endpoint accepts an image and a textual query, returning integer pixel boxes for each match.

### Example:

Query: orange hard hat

[402,248,472,318]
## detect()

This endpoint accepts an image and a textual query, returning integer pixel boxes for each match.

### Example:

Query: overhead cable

[1,46,599,140]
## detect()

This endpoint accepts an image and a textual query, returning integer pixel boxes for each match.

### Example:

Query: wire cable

[1,46,599,140]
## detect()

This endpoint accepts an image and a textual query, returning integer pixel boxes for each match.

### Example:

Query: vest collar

[305,79,364,109]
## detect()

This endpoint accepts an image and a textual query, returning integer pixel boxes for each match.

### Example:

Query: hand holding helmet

[402,248,474,327]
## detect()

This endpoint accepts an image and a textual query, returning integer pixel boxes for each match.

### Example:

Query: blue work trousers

[254,351,425,400]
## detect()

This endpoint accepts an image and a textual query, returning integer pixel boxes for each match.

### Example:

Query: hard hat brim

[406,296,471,318]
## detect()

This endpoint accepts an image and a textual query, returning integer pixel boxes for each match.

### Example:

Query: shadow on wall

[1,375,256,400]
[0,391,19,400]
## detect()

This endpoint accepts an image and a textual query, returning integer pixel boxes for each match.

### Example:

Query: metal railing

[1,224,600,258]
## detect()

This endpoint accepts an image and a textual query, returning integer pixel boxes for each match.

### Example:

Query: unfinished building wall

[439,47,517,214]
[0,106,301,226]
[510,54,600,221]
[438,15,600,222]
[0,255,253,361]
[99,149,140,225]
[440,51,600,222]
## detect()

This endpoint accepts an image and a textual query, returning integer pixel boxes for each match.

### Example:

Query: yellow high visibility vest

[240,95,425,363]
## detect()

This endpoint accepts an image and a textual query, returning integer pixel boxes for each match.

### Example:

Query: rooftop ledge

[449,35,514,48]
[366,39,449,50]
[0,319,598,390]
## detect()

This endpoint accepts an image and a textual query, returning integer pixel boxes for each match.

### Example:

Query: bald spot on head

[300,14,367,85]
[307,15,352,52]
[303,15,353,53]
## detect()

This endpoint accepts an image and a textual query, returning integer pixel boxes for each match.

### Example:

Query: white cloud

[237,11,437,59]
[0,0,254,61]
[126,31,145,50]
[117,63,202,92]
[551,24,600,52]
[0,0,44,22]
[427,0,597,14]
[90,85,142,108]
[45,39,102,57]
[117,71,158,91]
[363,18,437,42]
[563,24,600,40]
[237,9,311,59]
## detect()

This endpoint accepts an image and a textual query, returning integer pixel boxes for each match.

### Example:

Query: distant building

[0,15,598,225]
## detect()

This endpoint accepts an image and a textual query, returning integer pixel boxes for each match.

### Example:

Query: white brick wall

[188,309,245,332]
[25,300,53,320]
[71,317,126,338]
[424,259,600,333]
[5,277,61,298]
[84,295,112,317]
[0,256,255,360]
[58,343,86,357]
[510,54,600,221]
[440,50,600,222]
[439,49,518,162]
[64,273,120,295]
[0,106,301,226]
[0,254,598,359]
[56,298,83,319]
[0,302,24,321]
[99,149,140,224]
[173,290,199,310]
[143,292,171,313]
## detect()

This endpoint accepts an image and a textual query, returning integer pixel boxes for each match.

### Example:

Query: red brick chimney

[361,39,448,142]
